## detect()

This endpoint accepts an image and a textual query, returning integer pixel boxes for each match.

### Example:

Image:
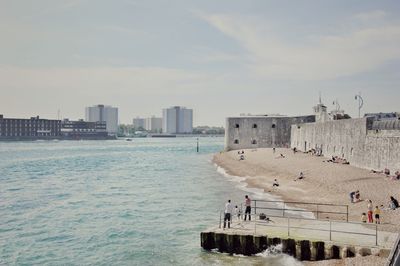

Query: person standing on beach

[367,200,374,223]
[224,200,233,229]
[374,206,381,224]
[244,195,251,221]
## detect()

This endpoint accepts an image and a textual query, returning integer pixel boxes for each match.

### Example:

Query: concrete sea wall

[290,117,400,172]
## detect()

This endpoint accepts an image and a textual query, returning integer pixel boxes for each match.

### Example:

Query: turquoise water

[0,138,301,265]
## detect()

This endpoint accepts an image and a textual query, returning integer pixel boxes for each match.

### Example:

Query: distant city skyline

[1,1,400,126]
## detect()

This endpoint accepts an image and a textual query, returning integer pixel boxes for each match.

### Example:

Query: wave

[214,164,315,219]
[214,164,277,201]
[256,244,303,266]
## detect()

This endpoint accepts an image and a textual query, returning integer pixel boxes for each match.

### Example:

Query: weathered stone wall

[225,116,315,151]
[290,118,400,172]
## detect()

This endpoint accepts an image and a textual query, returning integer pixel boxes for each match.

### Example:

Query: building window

[272,124,276,129]
[235,124,239,128]
[252,124,257,128]
[350,148,354,156]
[333,146,336,153]
[234,139,239,144]
[251,139,257,144]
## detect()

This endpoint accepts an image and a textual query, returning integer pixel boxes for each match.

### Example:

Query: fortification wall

[225,115,315,151]
[291,118,400,172]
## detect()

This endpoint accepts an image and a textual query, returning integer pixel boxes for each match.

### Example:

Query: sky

[0,0,400,126]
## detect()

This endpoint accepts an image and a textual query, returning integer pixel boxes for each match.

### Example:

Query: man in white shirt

[224,200,233,229]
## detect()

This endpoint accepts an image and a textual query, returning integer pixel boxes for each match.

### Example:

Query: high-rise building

[132,117,146,129]
[145,116,162,132]
[162,106,193,134]
[85,104,118,135]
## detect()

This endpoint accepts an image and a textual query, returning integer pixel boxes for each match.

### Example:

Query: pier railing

[251,200,349,222]
[254,215,379,246]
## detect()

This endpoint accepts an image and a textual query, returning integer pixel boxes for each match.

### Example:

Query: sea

[0,137,302,266]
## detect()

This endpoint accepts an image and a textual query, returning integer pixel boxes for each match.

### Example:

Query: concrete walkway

[213,216,398,249]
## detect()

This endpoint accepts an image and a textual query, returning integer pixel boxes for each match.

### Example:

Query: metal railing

[386,234,400,266]
[254,215,379,246]
[252,200,349,222]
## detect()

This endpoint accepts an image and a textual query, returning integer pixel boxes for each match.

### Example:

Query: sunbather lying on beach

[294,172,304,181]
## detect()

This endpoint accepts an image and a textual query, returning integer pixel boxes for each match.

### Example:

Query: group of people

[237,150,245,161]
[355,194,399,224]
[371,168,400,180]
[223,195,252,229]
[325,156,349,164]
[361,200,381,224]
[307,148,323,156]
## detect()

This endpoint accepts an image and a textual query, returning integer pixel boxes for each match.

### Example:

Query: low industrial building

[61,119,111,140]
[0,114,61,140]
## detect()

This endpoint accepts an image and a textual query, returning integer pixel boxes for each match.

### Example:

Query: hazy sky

[1,0,400,126]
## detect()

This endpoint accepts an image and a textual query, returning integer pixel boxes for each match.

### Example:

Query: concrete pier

[200,219,397,261]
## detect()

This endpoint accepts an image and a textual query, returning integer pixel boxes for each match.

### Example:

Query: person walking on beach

[244,195,251,221]
[224,200,233,229]
[367,200,374,223]
[273,179,279,187]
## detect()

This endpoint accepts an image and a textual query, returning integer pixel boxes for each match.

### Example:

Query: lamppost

[354,93,364,118]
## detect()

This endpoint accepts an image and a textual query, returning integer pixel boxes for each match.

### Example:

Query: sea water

[0,138,302,265]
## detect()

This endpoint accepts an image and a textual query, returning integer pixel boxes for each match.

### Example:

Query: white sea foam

[215,164,278,201]
[255,244,303,266]
[215,164,315,219]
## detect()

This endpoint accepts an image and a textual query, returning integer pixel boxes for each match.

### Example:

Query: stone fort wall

[224,115,315,151]
[290,117,400,172]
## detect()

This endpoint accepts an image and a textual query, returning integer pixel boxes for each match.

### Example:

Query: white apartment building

[162,106,193,134]
[132,117,146,129]
[85,104,118,135]
[145,116,162,132]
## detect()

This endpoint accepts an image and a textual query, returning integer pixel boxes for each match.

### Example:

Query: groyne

[200,230,391,261]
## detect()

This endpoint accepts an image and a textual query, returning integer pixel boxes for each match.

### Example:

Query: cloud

[354,10,387,22]
[201,12,400,80]
[0,66,208,96]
